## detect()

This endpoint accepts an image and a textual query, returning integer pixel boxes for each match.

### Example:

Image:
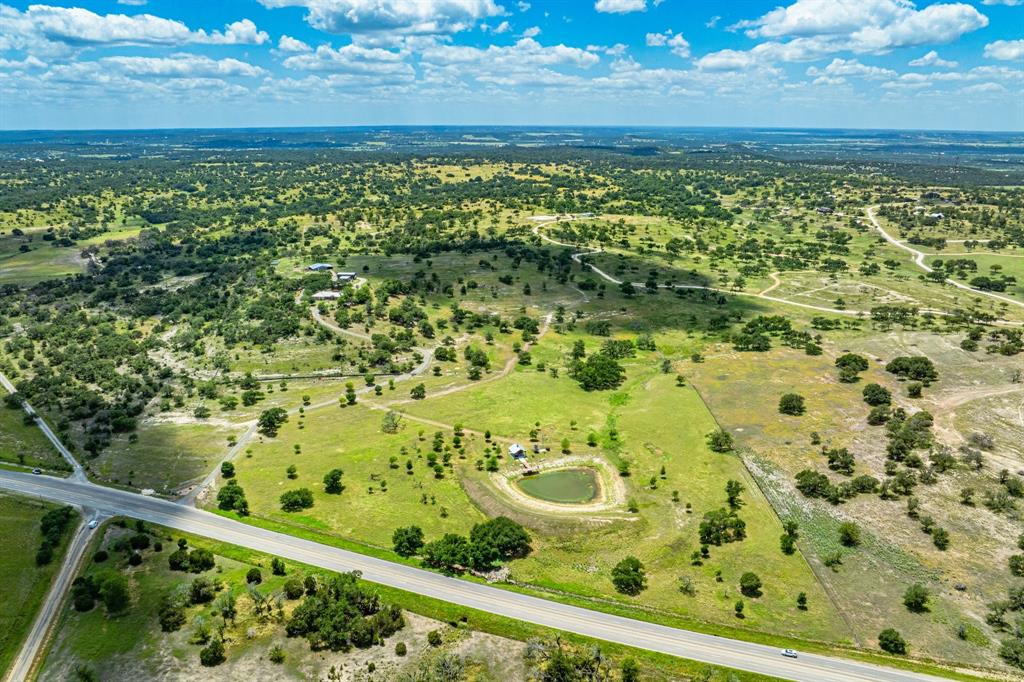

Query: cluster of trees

[392,516,532,573]
[36,505,76,566]
[216,479,249,515]
[567,341,626,391]
[168,540,216,573]
[71,571,130,615]
[285,571,405,651]
[885,356,938,386]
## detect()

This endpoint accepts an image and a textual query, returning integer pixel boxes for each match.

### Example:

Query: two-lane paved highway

[0,469,954,682]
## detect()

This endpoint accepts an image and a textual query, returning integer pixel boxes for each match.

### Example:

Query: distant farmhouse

[308,263,333,272]
[312,290,341,301]
[508,444,527,460]
[816,206,834,215]
[335,272,357,282]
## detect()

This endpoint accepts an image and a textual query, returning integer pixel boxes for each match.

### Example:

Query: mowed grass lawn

[0,396,67,470]
[0,495,71,674]
[225,330,850,644]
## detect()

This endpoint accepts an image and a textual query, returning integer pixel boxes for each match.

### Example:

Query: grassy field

[222,327,850,646]
[0,494,73,674]
[689,334,1020,669]
[0,239,85,285]
[0,390,67,471]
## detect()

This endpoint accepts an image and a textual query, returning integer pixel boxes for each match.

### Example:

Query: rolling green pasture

[0,393,66,470]
[0,495,71,674]
[689,338,1017,668]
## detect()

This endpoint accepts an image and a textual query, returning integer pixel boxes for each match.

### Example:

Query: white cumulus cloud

[594,0,646,14]
[984,39,1024,60]
[0,5,268,55]
[731,0,988,55]
[258,0,504,35]
[278,34,312,52]
[908,50,958,67]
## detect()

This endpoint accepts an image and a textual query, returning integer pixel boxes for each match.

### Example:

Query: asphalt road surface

[0,470,959,682]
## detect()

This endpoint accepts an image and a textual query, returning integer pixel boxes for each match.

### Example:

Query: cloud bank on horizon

[0,0,1020,130]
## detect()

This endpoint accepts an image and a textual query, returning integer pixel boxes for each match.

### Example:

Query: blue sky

[0,0,1021,131]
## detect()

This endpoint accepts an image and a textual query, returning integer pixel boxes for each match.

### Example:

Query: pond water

[516,468,598,503]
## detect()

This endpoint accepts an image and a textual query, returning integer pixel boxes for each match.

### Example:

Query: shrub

[395,641,407,656]
[392,526,425,557]
[903,584,930,612]
[323,468,344,494]
[611,556,647,595]
[778,393,805,416]
[199,638,226,666]
[246,568,263,584]
[878,628,907,655]
[268,645,285,664]
[706,429,734,453]
[284,578,305,599]
[427,630,443,647]
[838,522,861,547]
[189,577,216,604]
[280,488,314,512]
[739,572,762,597]
[862,383,892,406]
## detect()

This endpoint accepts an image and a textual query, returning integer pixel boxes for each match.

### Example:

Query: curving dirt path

[531,218,866,316]
[865,206,1024,311]
[534,215,1023,326]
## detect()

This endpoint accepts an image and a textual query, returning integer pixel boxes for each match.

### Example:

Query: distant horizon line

[0,124,1020,136]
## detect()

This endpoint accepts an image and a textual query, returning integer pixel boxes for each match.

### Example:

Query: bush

[778,393,805,416]
[838,522,861,547]
[878,628,907,654]
[284,578,305,599]
[611,556,647,595]
[903,584,930,612]
[392,525,425,558]
[862,383,891,406]
[427,630,443,647]
[706,429,734,453]
[280,488,314,512]
[246,568,263,584]
[199,638,226,666]
[93,550,109,563]
[395,641,407,656]
[323,468,345,494]
[268,645,285,664]
[99,574,130,614]
[739,572,762,597]
[158,595,187,632]
[190,577,217,604]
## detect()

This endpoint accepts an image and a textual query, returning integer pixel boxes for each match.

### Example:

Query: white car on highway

[781,649,798,659]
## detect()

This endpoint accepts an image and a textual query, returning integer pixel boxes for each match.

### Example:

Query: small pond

[516,468,598,503]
